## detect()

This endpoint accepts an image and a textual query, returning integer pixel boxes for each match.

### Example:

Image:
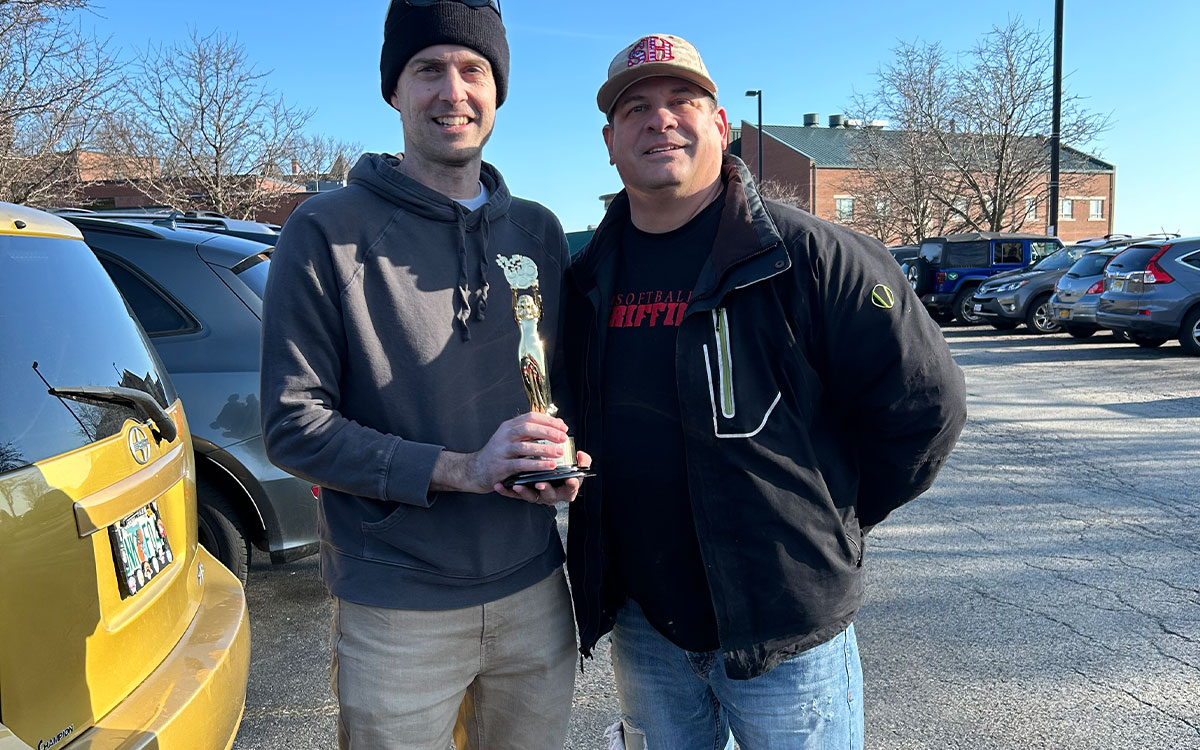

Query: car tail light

[1086,280,1104,295]
[311,485,320,499]
[1144,245,1175,284]
[936,272,947,284]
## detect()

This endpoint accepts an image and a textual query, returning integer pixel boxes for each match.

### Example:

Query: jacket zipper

[578,301,597,654]
[712,307,735,418]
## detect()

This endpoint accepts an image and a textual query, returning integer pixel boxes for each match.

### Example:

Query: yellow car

[0,204,249,749]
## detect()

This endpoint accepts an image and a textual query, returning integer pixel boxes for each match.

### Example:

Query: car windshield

[1066,252,1116,277]
[1031,248,1077,271]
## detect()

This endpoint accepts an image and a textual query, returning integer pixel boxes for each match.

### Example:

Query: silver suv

[1096,237,1200,354]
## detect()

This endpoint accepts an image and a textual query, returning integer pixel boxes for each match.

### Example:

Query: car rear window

[918,241,943,264]
[233,254,269,300]
[0,235,174,475]
[1107,246,1161,272]
[1067,253,1116,277]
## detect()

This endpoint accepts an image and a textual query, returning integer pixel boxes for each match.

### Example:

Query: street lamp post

[745,89,763,185]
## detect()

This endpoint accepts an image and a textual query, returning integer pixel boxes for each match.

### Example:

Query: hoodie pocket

[702,306,781,439]
[360,494,555,582]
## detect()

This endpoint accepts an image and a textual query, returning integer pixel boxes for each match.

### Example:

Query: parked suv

[57,208,281,246]
[1096,237,1200,354]
[1,203,248,749]
[907,232,1062,324]
[968,237,1156,334]
[61,214,319,582]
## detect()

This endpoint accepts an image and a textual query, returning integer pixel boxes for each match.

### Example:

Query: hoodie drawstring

[475,212,491,322]
[455,220,472,341]
[454,209,493,341]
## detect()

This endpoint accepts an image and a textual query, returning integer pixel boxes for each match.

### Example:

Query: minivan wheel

[954,288,984,325]
[1025,294,1060,334]
[1179,307,1200,356]
[197,476,250,585]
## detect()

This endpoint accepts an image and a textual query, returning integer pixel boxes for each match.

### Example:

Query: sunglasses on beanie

[405,0,501,18]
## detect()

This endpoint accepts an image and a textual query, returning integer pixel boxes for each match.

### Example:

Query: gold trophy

[496,254,594,487]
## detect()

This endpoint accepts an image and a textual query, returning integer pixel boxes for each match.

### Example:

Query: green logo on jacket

[871,284,895,309]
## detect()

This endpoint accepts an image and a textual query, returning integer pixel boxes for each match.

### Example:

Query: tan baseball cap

[597,34,717,115]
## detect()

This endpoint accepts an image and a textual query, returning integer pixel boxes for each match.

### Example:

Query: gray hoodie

[261,153,570,609]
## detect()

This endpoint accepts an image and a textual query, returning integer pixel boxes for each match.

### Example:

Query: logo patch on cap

[628,36,674,68]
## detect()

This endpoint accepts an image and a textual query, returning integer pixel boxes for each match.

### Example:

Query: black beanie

[380,0,510,107]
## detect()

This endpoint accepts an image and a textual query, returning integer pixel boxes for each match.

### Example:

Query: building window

[1089,199,1104,220]
[836,197,854,223]
[1025,197,1037,221]
[953,198,969,217]
[1061,199,1074,220]
[875,199,891,217]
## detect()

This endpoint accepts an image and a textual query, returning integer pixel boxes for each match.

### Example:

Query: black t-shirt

[601,194,724,652]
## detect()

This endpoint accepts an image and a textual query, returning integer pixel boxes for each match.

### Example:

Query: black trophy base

[504,465,596,489]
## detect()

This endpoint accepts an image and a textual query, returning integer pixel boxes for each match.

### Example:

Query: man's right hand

[430,412,569,495]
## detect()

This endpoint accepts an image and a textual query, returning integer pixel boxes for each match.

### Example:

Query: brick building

[732,117,1115,245]
[59,150,318,223]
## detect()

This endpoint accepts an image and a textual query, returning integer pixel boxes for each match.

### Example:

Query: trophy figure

[496,254,594,487]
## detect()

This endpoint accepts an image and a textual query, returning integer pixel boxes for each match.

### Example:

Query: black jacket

[563,156,967,679]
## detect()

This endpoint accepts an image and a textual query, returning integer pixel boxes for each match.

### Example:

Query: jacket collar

[569,155,787,303]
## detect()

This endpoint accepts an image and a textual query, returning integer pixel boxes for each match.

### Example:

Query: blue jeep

[906,232,1062,324]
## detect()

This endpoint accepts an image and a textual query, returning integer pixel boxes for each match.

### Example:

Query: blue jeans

[610,601,863,750]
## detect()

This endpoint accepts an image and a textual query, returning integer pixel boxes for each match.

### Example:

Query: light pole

[1048,0,1063,237]
[745,89,763,185]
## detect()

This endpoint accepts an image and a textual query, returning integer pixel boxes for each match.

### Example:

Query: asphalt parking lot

[233,326,1200,750]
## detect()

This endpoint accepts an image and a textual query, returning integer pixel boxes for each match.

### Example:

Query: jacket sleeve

[804,226,966,529]
[259,211,443,507]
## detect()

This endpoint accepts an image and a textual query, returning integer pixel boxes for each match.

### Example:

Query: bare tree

[756,177,808,211]
[103,29,313,219]
[0,0,121,206]
[847,19,1108,243]
[288,133,361,188]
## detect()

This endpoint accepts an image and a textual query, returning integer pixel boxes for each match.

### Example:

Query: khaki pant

[331,568,577,750]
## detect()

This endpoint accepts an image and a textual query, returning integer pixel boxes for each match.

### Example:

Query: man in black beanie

[260,2,582,748]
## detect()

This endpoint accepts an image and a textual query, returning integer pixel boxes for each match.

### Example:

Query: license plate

[973,303,982,312]
[1113,280,1125,292]
[108,501,174,598]
[1057,309,1070,319]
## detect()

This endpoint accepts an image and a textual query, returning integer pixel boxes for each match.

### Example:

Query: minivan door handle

[73,443,186,537]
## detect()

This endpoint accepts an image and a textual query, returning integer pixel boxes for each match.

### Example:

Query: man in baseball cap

[261,2,584,748]
[562,33,966,748]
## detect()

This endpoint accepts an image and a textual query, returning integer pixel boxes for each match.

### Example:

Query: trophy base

[504,465,596,489]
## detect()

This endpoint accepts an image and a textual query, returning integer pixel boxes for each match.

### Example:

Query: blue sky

[82,0,1198,235]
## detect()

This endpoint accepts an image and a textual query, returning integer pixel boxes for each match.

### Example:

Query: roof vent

[866,119,888,130]
[829,114,845,128]
[803,112,820,127]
